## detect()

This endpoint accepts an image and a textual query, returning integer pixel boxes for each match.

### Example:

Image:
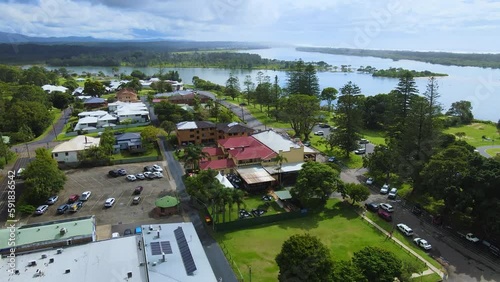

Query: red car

[68,194,80,203]
[378,209,392,222]
[134,186,144,195]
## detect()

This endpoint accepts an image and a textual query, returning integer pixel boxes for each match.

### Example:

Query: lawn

[485,148,500,157]
[112,148,159,160]
[32,108,63,142]
[227,98,291,129]
[444,122,499,148]
[215,199,431,282]
[360,129,387,145]
[212,194,286,223]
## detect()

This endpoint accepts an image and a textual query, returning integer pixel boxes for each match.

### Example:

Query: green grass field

[215,200,431,282]
[486,148,500,157]
[444,123,499,148]
[212,195,286,223]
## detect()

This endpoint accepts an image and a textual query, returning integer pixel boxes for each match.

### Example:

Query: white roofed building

[42,85,68,93]
[52,135,100,163]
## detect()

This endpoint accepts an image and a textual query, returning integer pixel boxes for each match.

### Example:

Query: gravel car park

[24,162,176,226]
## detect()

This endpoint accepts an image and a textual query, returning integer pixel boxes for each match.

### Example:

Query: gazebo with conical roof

[154,196,180,216]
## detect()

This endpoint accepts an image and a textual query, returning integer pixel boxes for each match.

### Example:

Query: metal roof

[237,166,276,184]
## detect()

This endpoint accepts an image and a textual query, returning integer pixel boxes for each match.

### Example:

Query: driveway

[476,145,500,158]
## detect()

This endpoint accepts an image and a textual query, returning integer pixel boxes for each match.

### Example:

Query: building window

[54,153,58,157]
[190,129,194,132]
[65,152,69,156]
[189,134,195,138]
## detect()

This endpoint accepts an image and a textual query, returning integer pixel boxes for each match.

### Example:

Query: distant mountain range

[0,31,188,44]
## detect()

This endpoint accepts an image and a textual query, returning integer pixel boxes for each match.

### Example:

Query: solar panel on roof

[160,241,172,254]
[174,227,197,275]
[150,242,162,255]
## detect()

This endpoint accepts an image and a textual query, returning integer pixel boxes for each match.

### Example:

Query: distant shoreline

[297,47,500,69]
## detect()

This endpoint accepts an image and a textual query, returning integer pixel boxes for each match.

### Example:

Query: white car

[152,164,163,172]
[126,175,137,181]
[144,171,155,179]
[397,223,414,236]
[35,205,49,215]
[380,184,389,194]
[153,172,164,178]
[366,178,374,185]
[314,131,324,136]
[388,188,398,199]
[80,191,92,201]
[414,238,432,250]
[380,203,394,213]
[135,173,145,180]
[104,198,116,207]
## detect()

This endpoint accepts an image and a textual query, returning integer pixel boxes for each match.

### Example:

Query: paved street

[476,145,500,158]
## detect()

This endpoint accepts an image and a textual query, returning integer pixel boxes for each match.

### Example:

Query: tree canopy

[291,162,340,208]
[352,246,402,282]
[275,234,334,282]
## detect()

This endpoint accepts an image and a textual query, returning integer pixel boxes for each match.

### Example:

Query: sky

[1,0,500,52]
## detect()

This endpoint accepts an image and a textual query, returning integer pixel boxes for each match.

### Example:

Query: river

[45,48,500,121]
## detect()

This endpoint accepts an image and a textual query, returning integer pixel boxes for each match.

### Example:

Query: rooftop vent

[28,260,37,267]
[41,254,47,259]
[57,248,63,254]
[60,228,67,235]
[157,231,160,238]
[127,272,132,278]
[152,262,157,266]
[65,269,71,274]
[49,258,54,263]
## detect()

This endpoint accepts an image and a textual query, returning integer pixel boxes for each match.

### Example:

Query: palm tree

[273,154,288,187]
[182,144,209,171]
[232,189,245,212]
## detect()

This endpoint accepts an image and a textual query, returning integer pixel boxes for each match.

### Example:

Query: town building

[176,121,254,146]
[115,88,138,102]
[0,222,216,282]
[41,84,68,93]
[52,136,100,163]
[83,97,107,109]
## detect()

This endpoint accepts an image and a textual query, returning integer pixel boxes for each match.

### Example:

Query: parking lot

[26,162,182,227]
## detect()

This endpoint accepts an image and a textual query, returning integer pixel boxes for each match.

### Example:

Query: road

[146,98,238,282]
[345,177,500,281]
[476,145,500,158]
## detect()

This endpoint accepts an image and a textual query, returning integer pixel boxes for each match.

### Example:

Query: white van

[397,223,414,236]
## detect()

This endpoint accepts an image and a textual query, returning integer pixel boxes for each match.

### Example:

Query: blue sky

[1,0,500,52]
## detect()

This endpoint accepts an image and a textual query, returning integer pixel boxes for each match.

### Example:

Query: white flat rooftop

[0,235,147,282]
[252,130,316,153]
[142,222,217,282]
[263,162,305,174]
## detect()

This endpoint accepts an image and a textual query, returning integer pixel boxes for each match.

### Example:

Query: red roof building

[199,159,236,171]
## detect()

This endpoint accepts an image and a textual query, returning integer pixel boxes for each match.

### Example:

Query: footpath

[359,209,447,279]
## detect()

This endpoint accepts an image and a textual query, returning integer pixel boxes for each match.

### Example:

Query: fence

[214,209,308,232]
[219,241,245,282]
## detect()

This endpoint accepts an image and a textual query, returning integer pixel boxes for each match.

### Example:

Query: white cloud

[0,0,499,51]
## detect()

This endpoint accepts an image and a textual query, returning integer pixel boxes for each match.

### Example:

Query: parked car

[46,195,59,205]
[117,169,127,176]
[57,204,70,214]
[108,170,120,177]
[69,201,83,212]
[144,171,155,179]
[144,166,154,172]
[126,175,137,181]
[319,123,331,128]
[68,194,80,203]
[135,173,145,180]
[35,205,49,215]
[380,203,394,213]
[359,139,369,144]
[354,148,366,155]
[365,202,379,212]
[123,229,132,236]
[458,232,480,243]
[80,191,92,201]
[388,188,398,199]
[134,186,144,195]
[380,184,389,194]
[153,172,164,178]
[378,209,392,221]
[132,196,142,205]
[397,223,414,236]
[414,238,432,250]
[314,131,324,136]
[303,141,311,147]
[412,204,423,216]
[152,164,163,172]
[366,178,374,185]
[104,198,116,208]
[327,156,336,162]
